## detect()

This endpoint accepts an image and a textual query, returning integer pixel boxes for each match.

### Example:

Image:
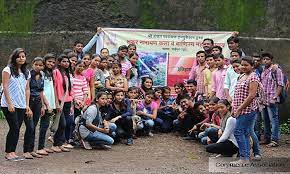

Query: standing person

[73,27,103,60]
[227,36,246,57]
[71,61,89,143]
[188,51,207,94]
[23,57,45,159]
[1,48,32,161]
[212,46,222,56]
[52,54,73,152]
[79,92,115,149]
[100,48,109,58]
[261,53,284,147]
[68,52,78,72]
[211,54,227,99]
[95,57,107,93]
[126,52,139,87]
[116,45,132,76]
[232,56,260,163]
[202,38,214,55]
[109,91,134,145]
[224,57,241,103]
[105,63,128,92]
[83,54,100,102]
[37,53,57,155]
[204,54,217,99]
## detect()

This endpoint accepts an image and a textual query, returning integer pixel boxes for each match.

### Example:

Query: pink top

[72,74,89,102]
[53,69,73,102]
[212,66,227,99]
[189,65,206,94]
[233,72,259,115]
[121,60,132,76]
[83,68,95,82]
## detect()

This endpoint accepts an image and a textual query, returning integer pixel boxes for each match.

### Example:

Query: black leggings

[206,140,239,157]
[2,107,26,153]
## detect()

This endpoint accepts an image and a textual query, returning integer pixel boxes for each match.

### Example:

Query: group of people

[1,28,288,165]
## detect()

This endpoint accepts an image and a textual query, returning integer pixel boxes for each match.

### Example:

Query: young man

[173,94,205,136]
[261,53,284,147]
[188,51,207,94]
[227,36,245,57]
[211,54,228,99]
[100,48,110,58]
[202,38,214,55]
[186,79,197,99]
[116,45,132,76]
[73,27,103,60]
[204,54,217,99]
[224,50,242,103]
[212,46,223,56]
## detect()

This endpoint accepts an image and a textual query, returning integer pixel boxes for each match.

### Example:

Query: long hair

[43,53,56,80]
[57,54,72,93]
[8,48,29,79]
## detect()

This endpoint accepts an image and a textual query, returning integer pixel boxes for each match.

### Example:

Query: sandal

[266,141,279,148]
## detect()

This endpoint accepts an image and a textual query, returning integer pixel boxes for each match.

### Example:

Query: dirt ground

[0,120,290,174]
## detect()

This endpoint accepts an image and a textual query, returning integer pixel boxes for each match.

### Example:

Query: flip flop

[5,156,20,162]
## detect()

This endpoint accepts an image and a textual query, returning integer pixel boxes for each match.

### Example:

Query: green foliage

[204,0,266,32]
[0,0,38,34]
[0,110,4,119]
[281,122,290,135]
[139,0,157,28]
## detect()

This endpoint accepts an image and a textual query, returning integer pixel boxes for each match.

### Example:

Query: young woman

[127,87,142,133]
[232,56,261,163]
[139,77,153,99]
[109,91,134,145]
[83,54,96,102]
[153,87,162,107]
[79,92,115,149]
[52,54,73,152]
[68,52,78,72]
[95,57,107,93]
[70,61,89,144]
[206,99,238,157]
[23,57,45,159]
[174,83,188,105]
[37,53,57,155]
[136,91,158,137]
[156,86,176,133]
[1,48,32,161]
[105,63,128,92]
[126,52,139,87]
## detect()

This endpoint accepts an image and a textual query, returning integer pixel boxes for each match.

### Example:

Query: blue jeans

[139,119,154,131]
[251,112,260,155]
[262,104,280,142]
[234,111,257,160]
[198,127,219,145]
[85,130,114,145]
[99,123,117,137]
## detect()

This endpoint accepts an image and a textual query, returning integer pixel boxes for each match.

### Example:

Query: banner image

[96,28,232,86]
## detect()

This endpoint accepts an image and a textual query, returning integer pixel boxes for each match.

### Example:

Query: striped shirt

[72,74,89,102]
[189,65,206,94]
[1,66,31,109]
[212,66,228,99]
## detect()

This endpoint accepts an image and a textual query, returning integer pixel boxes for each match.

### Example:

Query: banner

[96,28,232,86]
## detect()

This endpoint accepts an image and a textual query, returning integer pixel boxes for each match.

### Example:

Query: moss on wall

[0,0,38,34]
[204,0,266,32]
[139,0,158,29]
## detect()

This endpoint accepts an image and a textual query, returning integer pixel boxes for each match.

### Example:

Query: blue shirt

[30,70,44,97]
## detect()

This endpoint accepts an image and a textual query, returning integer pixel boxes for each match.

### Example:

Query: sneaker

[148,132,154,137]
[59,146,70,152]
[51,146,62,153]
[62,143,74,149]
[126,138,134,146]
[253,154,262,161]
[80,139,92,150]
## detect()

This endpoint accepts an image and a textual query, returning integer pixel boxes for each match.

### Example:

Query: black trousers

[116,116,134,139]
[2,107,26,153]
[206,140,239,157]
[23,96,41,153]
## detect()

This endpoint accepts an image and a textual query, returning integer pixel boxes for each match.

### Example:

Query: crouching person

[78,92,115,149]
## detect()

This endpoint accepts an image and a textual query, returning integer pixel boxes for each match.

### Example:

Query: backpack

[271,69,288,104]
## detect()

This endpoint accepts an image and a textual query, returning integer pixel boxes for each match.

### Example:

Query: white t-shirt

[1,66,30,109]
